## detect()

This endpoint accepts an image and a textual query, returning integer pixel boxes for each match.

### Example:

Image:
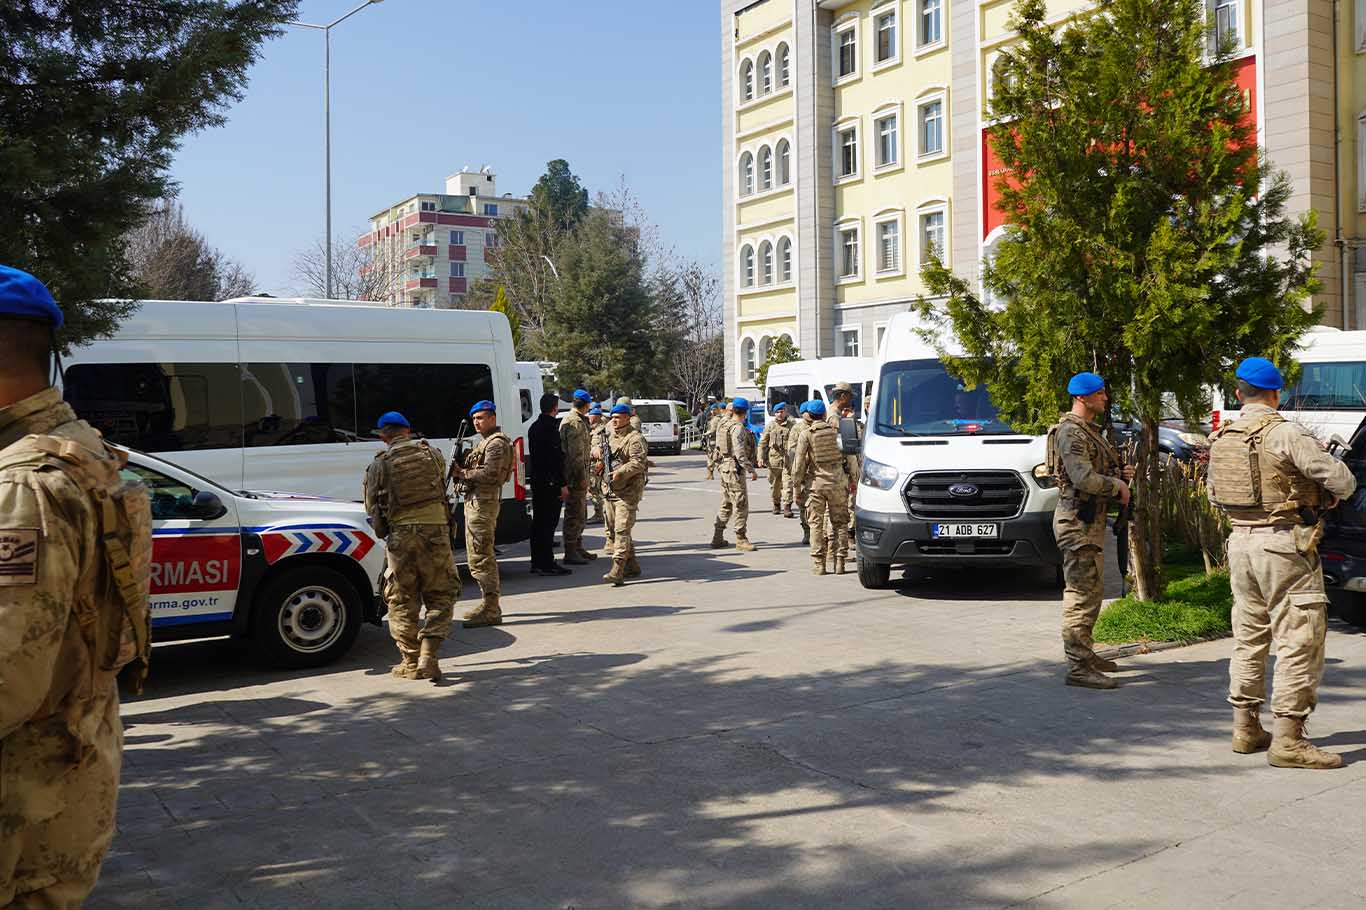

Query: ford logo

[948,483,979,498]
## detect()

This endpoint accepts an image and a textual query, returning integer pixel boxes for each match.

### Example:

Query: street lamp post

[289,0,386,299]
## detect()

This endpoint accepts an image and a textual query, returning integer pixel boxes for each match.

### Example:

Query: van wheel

[858,555,891,589]
[250,566,363,669]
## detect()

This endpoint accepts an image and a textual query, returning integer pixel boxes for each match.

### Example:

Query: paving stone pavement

[91,454,1366,909]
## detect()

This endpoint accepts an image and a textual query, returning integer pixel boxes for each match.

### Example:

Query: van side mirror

[838,417,861,455]
[190,490,227,520]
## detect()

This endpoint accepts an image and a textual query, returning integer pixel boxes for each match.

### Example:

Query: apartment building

[722,0,1364,399]
[357,166,527,309]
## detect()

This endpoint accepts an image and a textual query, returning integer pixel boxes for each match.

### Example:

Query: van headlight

[1031,463,1057,489]
[860,457,899,490]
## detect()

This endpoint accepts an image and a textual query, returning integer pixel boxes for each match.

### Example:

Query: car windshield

[1281,361,1366,411]
[635,404,674,423]
[874,359,1016,436]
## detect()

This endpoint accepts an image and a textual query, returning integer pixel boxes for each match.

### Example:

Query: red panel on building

[449,277,468,293]
[436,213,497,228]
[449,245,467,261]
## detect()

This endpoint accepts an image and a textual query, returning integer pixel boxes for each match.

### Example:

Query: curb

[1095,632,1232,660]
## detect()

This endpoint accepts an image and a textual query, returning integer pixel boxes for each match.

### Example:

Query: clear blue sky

[170,0,721,295]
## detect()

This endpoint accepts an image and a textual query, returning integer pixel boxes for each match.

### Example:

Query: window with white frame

[919,209,946,263]
[838,327,861,357]
[759,241,774,285]
[740,244,756,288]
[777,139,791,185]
[875,218,901,273]
[778,236,793,282]
[759,335,772,363]
[1210,0,1239,49]
[483,203,499,216]
[740,59,754,102]
[875,112,899,168]
[420,201,436,212]
[741,338,757,381]
[449,230,464,245]
[836,24,858,79]
[759,51,773,94]
[739,152,755,196]
[919,0,942,47]
[485,231,499,250]
[874,8,898,64]
[450,262,465,278]
[838,225,860,279]
[759,146,773,190]
[837,123,859,178]
[777,43,791,86]
[875,323,888,353]
[918,97,944,157]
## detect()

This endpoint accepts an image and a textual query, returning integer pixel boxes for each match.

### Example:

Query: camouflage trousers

[605,496,639,566]
[1227,528,1329,718]
[805,483,848,561]
[791,478,809,531]
[1055,509,1108,669]
[385,523,459,661]
[767,464,790,510]
[463,497,500,597]
[715,467,749,537]
[563,485,588,555]
[0,689,121,909]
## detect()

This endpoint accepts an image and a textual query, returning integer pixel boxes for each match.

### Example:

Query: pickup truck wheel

[250,566,363,669]
[857,555,891,589]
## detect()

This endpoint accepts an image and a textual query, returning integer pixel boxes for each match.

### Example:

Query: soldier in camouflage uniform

[1047,372,1134,690]
[587,406,606,523]
[1,266,154,907]
[364,411,458,681]
[616,396,643,433]
[1208,357,1361,769]
[788,402,814,544]
[792,400,850,574]
[758,402,793,515]
[453,400,513,628]
[599,404,649,585]
[559,389,596,564]
[705,404,729,481]
[711,397,758,551]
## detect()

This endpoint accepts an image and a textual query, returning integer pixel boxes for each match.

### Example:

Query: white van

[634,399,686,454]
[515,361,545,436]
[1211,327,1366,442]
[763,357,876,422]
[853,312,1060,588]
[61,297,532,544]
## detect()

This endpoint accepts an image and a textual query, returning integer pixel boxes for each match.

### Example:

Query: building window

[1212,0,1239,48]
[778,236,793,282]
[838,327,861,357]
[919,0,942,47]
[450,262,465,278]
[741,338,757,381]
[837,124,858,179]
[777,139,791,185]
[759,145,774,190]
[485,231,499,250]
[777,43,791,87]
[739,152,755,196]
[449,230,464,245]
[420,201,436,212]
[740,244,755,288]
[875,8,897,64]
[875,113,898,168]
[918,98,944,157]
[759,335,773,363]
[876,219,901,273]
[837,25,858,79]
[759,51,773,94]
[875,323,888,352]
[483,203,499,216]
[740,59,754,102]
[759,241,774,285]
[919,209,946,263]
[838,226,860,278]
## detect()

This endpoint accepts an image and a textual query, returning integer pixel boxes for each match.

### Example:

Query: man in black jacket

[527,392,571,575]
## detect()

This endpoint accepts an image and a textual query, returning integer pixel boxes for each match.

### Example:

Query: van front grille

[904,470,1026,520]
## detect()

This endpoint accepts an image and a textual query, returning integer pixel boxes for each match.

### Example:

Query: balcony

[404,242,438,259]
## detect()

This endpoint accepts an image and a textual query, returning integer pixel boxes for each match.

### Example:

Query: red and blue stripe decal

[257,524,377,565]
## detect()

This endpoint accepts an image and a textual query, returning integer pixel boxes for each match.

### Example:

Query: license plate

[931,523,999,539]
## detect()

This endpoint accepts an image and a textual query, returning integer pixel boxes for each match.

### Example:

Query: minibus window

[242,363,357,446]
[355,363,494,439]
[64,362,243,452]
[766,384,809,410]
[1281,362,1366,411]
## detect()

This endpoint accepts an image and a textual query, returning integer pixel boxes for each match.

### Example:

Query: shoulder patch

[0,528,39,585]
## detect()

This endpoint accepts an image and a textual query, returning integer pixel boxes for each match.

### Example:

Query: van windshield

[635,404,674,424]
[823,382,864,416]
[1281,361,1366,411]
[874,359,1016,436]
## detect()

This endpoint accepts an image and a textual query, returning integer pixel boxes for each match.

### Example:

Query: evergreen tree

[0,0,297,347]
[919,0,1321,599]
[529,159,590,231]
[756,335,800,390]
[489,285,523,353]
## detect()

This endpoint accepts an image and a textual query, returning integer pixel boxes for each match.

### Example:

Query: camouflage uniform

[602,423,649,584]
[1049,413,1126,678]
[787,417,812,540]
[459,428,513,604]
[713,419,755,546]
[793,419,849,572]
[758,416,793,513]
[364,435,457,676]
[559,408,591,560]
[589,419,609,525]
[1,387,153,907]
[705,411,726,480]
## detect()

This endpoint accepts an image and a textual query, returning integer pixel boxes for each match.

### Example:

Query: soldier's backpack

[1208,412,1283,509]
[808,422,843,468]
[385,438,446,509]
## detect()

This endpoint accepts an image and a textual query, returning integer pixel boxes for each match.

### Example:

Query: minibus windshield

[1281,362,1366,411]
[874,359,1016,436]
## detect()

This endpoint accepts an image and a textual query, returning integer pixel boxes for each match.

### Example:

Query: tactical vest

[383,438,445,510]
[0,434,153,702]
[1045,415,1117,493]
[715,421,734,457]
[1208,412,1322,520]
[808,422,842,468]
[470,431,515,486]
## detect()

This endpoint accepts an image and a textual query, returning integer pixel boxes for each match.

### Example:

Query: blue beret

[0,265,62,330]
[1236,357,1284,390]
[1067,372,1105,396]
[797,402,809,414]
[572,388,593,403]
[469,399,496,417]
[588,406,603,415]
[771,402,788,415]
[610,404,632,416]
[806,399,827,417]
[731,397,749,412]
[375,411,410,430]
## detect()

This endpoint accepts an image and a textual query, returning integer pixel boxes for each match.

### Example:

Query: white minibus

[515,361,545,436]
[60,297,531,544]
[763,357,876,422]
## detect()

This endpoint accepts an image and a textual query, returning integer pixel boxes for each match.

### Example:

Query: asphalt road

[93,453,1366,909]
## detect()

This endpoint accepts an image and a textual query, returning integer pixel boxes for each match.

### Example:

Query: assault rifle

[1105,411,1134,597]
[444,418,470,542]
[602,425,615,495]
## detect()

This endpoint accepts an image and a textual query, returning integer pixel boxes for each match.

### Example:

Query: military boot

[577,547,598,561]
[603,562,626,587]
[624,557,642,578]
[811,558,827,576]
[772,504,781,514]
[833,556,846,575]
[1065,666,1118,690]
[735,536,756,552]
[563,551,590,565]
[1232,708,1272,754]
[1268,716,1343,769]
[710,525,730,548]
[801,526,811,545]
[463,594,503,629]
[391,659,420,679]
[415,638,443,682]
[783,507,794,519]
[1088,653,1120,673]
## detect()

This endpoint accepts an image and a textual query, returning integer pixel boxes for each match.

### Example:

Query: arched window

[740,244,755,288]
[776,139,791,185]
[778,236,792,282]
[759,335,773,364]
[759,241,774,285]
[779,332,794,348]
[740,59,754,102]
[758,51,773,95]
[777,43,790,87]
[741,338,757,381]
[739,152,754,196]
[758,146,773,191]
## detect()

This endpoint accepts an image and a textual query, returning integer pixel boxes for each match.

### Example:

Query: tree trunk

[1129,416,1164,601]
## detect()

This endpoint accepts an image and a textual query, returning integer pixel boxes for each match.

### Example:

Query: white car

[633,399,686,455]
[121,448,387,668]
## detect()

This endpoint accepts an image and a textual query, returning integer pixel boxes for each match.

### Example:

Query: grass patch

[1093,548,1232,646]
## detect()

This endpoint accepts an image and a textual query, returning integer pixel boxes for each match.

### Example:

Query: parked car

[1322,416,1366,626]
[634,399,686,455]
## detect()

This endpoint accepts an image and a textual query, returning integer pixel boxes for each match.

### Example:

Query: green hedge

[1093,554,1232,646]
